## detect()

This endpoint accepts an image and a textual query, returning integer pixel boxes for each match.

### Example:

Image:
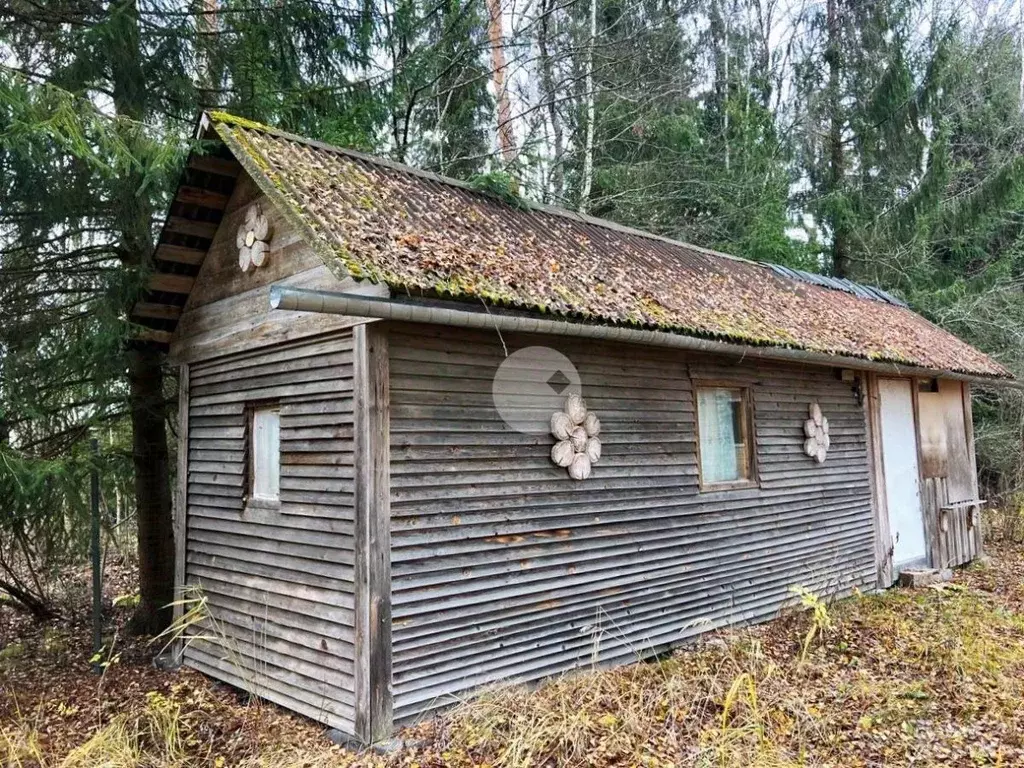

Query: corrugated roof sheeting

[211,114,1010,380]
[765,264,909,308]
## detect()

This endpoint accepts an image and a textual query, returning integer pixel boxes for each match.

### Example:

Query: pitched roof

[197,112,1010,379]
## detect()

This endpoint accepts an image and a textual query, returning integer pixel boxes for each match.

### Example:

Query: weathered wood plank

[188,562,354,611]
[191,596,357,663]
[185,646,355,729]
[387,323,878,723]
[134,303,184,321]
[149,273,196,294]
[176,270,349,347]
[134,328,174,345]
[176,185,231,209]
[183,331,358,731]
[391,541,869,680]
[391,538,873,656]
[155,244,207,265]
[963,384,983,557]
[187,526,354,571]
[184,192,321,312]
[354,322,393,743]
[189,154,241,178]
[172,364,189,664]
[164,216,220,239]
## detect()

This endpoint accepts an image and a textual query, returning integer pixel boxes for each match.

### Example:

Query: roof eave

[270,286,1019,388]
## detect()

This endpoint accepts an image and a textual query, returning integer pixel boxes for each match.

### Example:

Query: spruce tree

[0,0,378,630]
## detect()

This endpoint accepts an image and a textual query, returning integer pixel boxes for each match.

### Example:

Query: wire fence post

[90,436,102,672]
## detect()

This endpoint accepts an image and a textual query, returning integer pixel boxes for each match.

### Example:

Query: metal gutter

[270,286,1019,388]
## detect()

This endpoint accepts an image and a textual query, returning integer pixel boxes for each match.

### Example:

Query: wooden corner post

[172,363,190,664]
[354,322,393,743]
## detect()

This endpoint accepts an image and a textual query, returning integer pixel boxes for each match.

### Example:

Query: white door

[878,378,927,571]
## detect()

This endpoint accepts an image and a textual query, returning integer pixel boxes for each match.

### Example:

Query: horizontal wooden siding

[184,331,357,733]
[388,324,876,722]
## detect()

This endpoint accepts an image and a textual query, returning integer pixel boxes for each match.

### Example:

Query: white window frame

[247,403,281,508]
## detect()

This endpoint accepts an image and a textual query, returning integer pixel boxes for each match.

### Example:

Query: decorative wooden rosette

[803,401,830,464]
[236,203,271,272]
[550,394,602,480]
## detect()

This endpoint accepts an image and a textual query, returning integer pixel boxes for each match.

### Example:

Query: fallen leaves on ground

[4,543,1024,766]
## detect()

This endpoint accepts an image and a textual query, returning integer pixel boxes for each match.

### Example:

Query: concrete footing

[325,731,417,754]
[898,568,954,588]
[152,651,182,671]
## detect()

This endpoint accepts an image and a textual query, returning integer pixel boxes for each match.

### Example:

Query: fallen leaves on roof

[211,113,1009,379]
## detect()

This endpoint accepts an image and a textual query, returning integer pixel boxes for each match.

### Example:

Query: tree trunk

[198,0,222,107]
[0,576,55,620]
[578,0,597,213]
[109,0,175,635]
[1019,0,1024,114]
[125,346,174,635]
[538,0,564,200]
[487,0,516,165]
[826,0,849,278]
[709,0,730,170]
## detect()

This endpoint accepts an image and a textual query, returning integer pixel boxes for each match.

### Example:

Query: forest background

[3,0,1024,629]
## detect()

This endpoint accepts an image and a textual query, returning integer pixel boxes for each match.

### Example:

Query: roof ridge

[204,111,758,268]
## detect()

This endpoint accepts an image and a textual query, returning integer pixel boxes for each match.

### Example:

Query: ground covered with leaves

[4,545,1024,767]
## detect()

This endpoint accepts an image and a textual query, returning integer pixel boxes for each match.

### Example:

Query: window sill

[245,497,281,512]
[699,480,759,493]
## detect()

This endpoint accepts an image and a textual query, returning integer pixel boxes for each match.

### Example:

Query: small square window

[248,404,280,504]
[696,386,754,487]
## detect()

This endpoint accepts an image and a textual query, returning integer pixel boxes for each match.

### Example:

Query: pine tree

[1,1,191,628]
[793,0,926,277]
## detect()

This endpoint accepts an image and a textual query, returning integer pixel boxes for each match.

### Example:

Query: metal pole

[90,436,102,672]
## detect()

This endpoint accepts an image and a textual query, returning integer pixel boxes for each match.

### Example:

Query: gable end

[130,148,242,348]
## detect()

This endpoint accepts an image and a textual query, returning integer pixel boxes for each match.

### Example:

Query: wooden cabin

[134,112,1014,744]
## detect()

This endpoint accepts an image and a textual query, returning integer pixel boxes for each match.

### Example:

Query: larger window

[695,386,755,488]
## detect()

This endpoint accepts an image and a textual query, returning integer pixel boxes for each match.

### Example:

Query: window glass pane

[698,387,749,484]
[252,407,280,500]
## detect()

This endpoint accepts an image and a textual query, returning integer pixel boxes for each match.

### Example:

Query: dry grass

[424,557,1024,767]
[5,545,1024,767]
[0,690,351,768]
[435,647,805,767]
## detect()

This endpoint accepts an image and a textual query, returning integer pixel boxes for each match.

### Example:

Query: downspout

[269,286,1020,389]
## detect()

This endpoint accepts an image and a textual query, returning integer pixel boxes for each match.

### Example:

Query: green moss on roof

[205,112,1011,379]
[208,111,279,134]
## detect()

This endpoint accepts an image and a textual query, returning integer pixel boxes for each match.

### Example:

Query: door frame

[866,373,931,586]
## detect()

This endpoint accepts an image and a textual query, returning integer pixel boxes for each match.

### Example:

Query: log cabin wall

[387,323,877,724]
[183,332,358,733]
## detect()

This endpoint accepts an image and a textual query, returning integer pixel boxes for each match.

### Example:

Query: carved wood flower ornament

[803,402,830,464]
[236,203,271,272]
[550,394,602,480]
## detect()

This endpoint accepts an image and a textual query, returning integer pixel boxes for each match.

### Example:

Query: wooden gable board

[169,170,387,365]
